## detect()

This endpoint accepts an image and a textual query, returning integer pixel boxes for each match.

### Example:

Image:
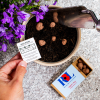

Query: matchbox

[51,56,93,99]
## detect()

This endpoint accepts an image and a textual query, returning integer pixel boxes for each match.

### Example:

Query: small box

[51,56,93,99]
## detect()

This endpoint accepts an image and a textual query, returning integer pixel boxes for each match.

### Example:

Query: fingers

[9,69,16,79]
[12,61,27,84]
[0,59,22,75]
[9,52,22,61]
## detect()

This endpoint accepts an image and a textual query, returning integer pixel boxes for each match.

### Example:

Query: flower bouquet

[0,0,57,52]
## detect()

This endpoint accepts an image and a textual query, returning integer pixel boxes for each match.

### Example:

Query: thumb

[13,61,27,84]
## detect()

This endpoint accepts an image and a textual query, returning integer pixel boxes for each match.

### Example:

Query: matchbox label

[52,64,85,98]
[17,38,41,63]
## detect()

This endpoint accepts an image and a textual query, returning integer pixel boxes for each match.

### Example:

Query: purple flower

[13,24,25,38]
[0,32,6,37]
[16,30,24,38]
[28,0,32,5]
[18,24,26,31]
[9,17,15,27]
[31,11,44,22]
[4,31,14,40]
[17,11,30,23]
[40,6,49,14]
[0,43,7,52]
[1,1,3,4]
[0,42,2,45]
[9,38,16,45]
[14,5,20,10]
[19,3,25,7]
[17,16,23,23]
[1,12,11,24]
[6,4,14,16]
[0,24,8,32]
[35,0,39,3]
[53,0,57,5]
[1,11,15,27]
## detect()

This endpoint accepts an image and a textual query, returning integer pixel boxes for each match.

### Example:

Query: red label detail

[61,74,70,81]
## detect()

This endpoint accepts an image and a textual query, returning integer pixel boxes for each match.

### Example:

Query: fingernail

[18,61,27,68]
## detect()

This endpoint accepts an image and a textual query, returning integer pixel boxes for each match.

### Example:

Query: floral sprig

[53,0,58,5]
[0,0,58,52]
[31,5,49,22]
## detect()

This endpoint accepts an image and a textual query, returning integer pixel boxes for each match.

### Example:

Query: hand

[0,53,27,100]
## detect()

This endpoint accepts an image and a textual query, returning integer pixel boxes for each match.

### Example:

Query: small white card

[17,38,41,63]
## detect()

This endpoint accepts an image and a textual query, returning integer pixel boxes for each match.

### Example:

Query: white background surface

[0,0,100,100]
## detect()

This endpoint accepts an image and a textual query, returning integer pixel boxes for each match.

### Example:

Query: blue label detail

[58,71,75,88]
